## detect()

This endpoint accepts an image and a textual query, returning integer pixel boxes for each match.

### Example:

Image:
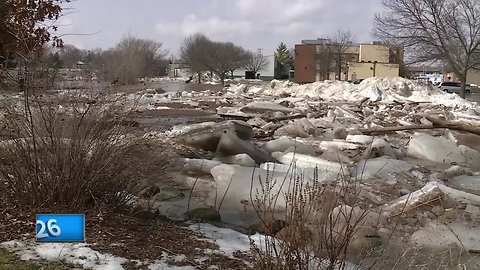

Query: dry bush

[248,163,372,270]
[0,80,144,213]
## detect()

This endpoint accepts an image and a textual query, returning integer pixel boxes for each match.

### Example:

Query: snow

[189,223,263,257]
[1,223,263,270]
[148,253,196,270]
[250,77,476,108]
[189,224,359,270]
[1,240,127,270]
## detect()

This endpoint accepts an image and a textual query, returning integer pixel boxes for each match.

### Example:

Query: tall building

[294,39,404,83]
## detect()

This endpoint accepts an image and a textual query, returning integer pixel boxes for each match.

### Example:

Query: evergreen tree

[274,42,293,67]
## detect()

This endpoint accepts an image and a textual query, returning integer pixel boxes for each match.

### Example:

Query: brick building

[294,39,403,83]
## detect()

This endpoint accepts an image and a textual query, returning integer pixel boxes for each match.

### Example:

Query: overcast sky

[59,0,384,56]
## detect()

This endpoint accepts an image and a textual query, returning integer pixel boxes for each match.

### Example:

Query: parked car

[437,81,472,94]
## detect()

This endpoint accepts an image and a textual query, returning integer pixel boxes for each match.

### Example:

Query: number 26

[36,219,61,239]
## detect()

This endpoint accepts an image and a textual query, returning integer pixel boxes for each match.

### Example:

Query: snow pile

[254,77,475,108]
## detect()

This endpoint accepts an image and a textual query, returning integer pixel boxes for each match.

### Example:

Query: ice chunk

[179,120,254,152]
[368,138,400,159]
[260,162,317,176]
[274,118,320,138]
[215,154,256,167]
[354,157,413,179]
[383,182,442,217]
[459,145,480,168]
[451,175,480,196]
[216,129,274,164]
[411,220,480,252]
[431,165,471,180]
[166,122,216,137]
[210,164,319,212]
[361,85,383,101]
[273,152,345,180]
[183,158,222,175]
[241,101,298,114]
[263,136,316,155]
[407,133,466,164]
[385,181,480,218]
[320,148,354,164]
[346,135,374,144]
[320,140,359,150]
[450,133,480,152]
[246,117,268,127]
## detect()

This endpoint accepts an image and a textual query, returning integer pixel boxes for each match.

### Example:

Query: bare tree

[58,45,84,68]
[317,45,334,81]
[180,33,251,84]
[103,36,167,84]
[179,33,212,83]
[244,50,269,75]
[329,30,355,80]
[374,0,480,98]
[205,41,250,84]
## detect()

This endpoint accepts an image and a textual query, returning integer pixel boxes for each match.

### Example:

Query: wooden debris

[359,115,480,136]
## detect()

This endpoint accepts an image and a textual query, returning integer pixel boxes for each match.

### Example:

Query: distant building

[75,61,86,69]
[294,39,404,83]
[233,54,275,80]
[168,63,190,78]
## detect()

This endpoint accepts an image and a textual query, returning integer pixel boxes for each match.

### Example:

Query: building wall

[294,44,316,83]
[440,69,480,86]
[376,63,401,77]
[467,69,480,86]
[359,44,390,63]
[295,41,402,83]
[348,62,399,80]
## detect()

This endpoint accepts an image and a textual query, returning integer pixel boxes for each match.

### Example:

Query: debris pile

[143,77,480,264]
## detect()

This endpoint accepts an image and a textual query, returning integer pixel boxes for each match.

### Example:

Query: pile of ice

[250,77,475,108]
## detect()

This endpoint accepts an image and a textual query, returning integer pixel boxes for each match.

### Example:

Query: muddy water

[156,82,225,93]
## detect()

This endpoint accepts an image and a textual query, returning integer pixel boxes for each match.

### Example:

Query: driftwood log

[360,116,480,136]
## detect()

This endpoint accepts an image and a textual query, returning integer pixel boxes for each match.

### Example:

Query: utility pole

[370,61,378,77]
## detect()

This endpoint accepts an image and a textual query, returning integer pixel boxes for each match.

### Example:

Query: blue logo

[36,214,85,242]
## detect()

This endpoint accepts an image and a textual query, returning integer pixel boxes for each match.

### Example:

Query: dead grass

[247,161,372,270]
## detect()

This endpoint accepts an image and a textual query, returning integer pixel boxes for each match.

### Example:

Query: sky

[58,0,384,57]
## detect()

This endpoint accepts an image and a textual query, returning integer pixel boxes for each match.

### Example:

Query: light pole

[370,61,378,77]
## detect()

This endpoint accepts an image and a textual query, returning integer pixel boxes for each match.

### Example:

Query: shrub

[0,85,142,213]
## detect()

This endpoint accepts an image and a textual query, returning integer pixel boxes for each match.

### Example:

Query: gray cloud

[60,0,383,56]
